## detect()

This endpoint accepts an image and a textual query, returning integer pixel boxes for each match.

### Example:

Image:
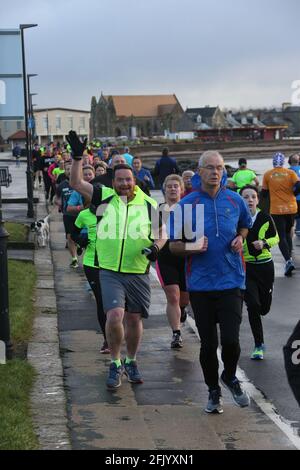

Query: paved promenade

[2,159,300,451]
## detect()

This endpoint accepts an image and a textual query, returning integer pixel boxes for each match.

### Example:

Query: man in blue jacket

[169,150,252,415]
[153,147,180,189]
[132,156,155,192]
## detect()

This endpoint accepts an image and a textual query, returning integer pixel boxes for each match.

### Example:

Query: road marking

[150,265,300,450]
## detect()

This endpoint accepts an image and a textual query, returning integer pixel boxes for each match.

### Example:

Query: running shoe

[250,345,264,360]
[106,363,124,390]
[124,361,144,384]
[70,259,79,269]
[180,307,187,323]
[284,259,295,277]
[171,332,183,349]
[205,388,223,414]
[100,340,110,354]
[220,372,250,408]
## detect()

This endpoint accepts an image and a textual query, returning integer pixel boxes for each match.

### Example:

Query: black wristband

[72,156,83,161]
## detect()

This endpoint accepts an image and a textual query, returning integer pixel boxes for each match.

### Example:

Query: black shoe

[171,332,183,349]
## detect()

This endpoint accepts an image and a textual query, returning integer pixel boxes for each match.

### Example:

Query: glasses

[201,165,224,172]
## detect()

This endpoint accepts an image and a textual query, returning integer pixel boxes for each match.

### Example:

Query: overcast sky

[1,0,299,111]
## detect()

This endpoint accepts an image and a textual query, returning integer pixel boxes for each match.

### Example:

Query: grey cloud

[1,0,299,109]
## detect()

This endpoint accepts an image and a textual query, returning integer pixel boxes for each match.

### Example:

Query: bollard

[0,168,13,361]
[0,340,6,364]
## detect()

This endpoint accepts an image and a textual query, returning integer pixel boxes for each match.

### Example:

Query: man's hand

[252,240,264,250]
[231,234,244,252]
[66,130,87,159]
[185,236,208,253]
[142,244,160,261]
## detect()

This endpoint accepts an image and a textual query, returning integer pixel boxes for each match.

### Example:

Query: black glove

[142,244,160,261]
[66,130,87,159]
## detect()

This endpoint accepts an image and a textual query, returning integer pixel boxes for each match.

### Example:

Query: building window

[56,116,61,129]
[42,116,48,130]
[68,116,73,130]
[4,121,9,132]
[80,117,85,129]
[16,121,22,130]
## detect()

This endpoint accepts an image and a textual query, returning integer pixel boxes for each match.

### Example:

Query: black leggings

[190,288,243,390]
[43,171,55,200]
[244,261,274,347]
[271,214,295,261]
[83,265,106,338]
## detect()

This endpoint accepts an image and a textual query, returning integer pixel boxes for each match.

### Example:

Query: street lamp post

[27,73,38,159]
[20,24,38,219]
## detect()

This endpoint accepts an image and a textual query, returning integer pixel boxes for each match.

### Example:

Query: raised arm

[67,131,93,204]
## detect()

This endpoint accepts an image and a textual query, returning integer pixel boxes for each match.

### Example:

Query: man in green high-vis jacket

[68,131,166,391]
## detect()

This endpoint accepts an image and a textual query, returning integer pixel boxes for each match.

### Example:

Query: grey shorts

[99,269,151,318]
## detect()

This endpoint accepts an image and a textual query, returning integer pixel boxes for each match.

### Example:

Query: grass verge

[5,222,29,243]
[8,260,36,343]
[0,360,38,450]
[0,260,38,450]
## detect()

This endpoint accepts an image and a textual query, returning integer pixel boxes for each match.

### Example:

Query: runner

[40,148,55,201]
[67,130,166,390]
[32,144,42,187]
[288,154,300,238]
[240,185,279,360]
[71,204,109,354]
[182,170,195,197]
[261,152,300,276]
[156,174,189,349]
[169,150,252,414]
[153,147,180,190]
[228,158,259,192]
[132,157,155,192]
[55,161,79,268]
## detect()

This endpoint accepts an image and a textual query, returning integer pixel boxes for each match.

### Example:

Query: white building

[33,107,90,145]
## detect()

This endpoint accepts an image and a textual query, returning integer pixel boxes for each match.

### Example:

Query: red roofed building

[7,130,26,147]
[91,93,184,138]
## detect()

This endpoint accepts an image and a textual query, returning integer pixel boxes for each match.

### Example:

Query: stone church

[90,93,184,138]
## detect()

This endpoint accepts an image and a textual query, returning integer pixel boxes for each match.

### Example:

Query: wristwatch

[262,239,270,249]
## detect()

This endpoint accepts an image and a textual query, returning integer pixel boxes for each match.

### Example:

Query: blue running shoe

[285,259,295,277]
[106,363,124,390]
[124,361,144,384]
[205,389,223,414]
[221,372,250,408]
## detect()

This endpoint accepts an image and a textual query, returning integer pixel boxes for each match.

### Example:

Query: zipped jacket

[243,209,279,263]
[91,186,157,273]
[171,187,252,291]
